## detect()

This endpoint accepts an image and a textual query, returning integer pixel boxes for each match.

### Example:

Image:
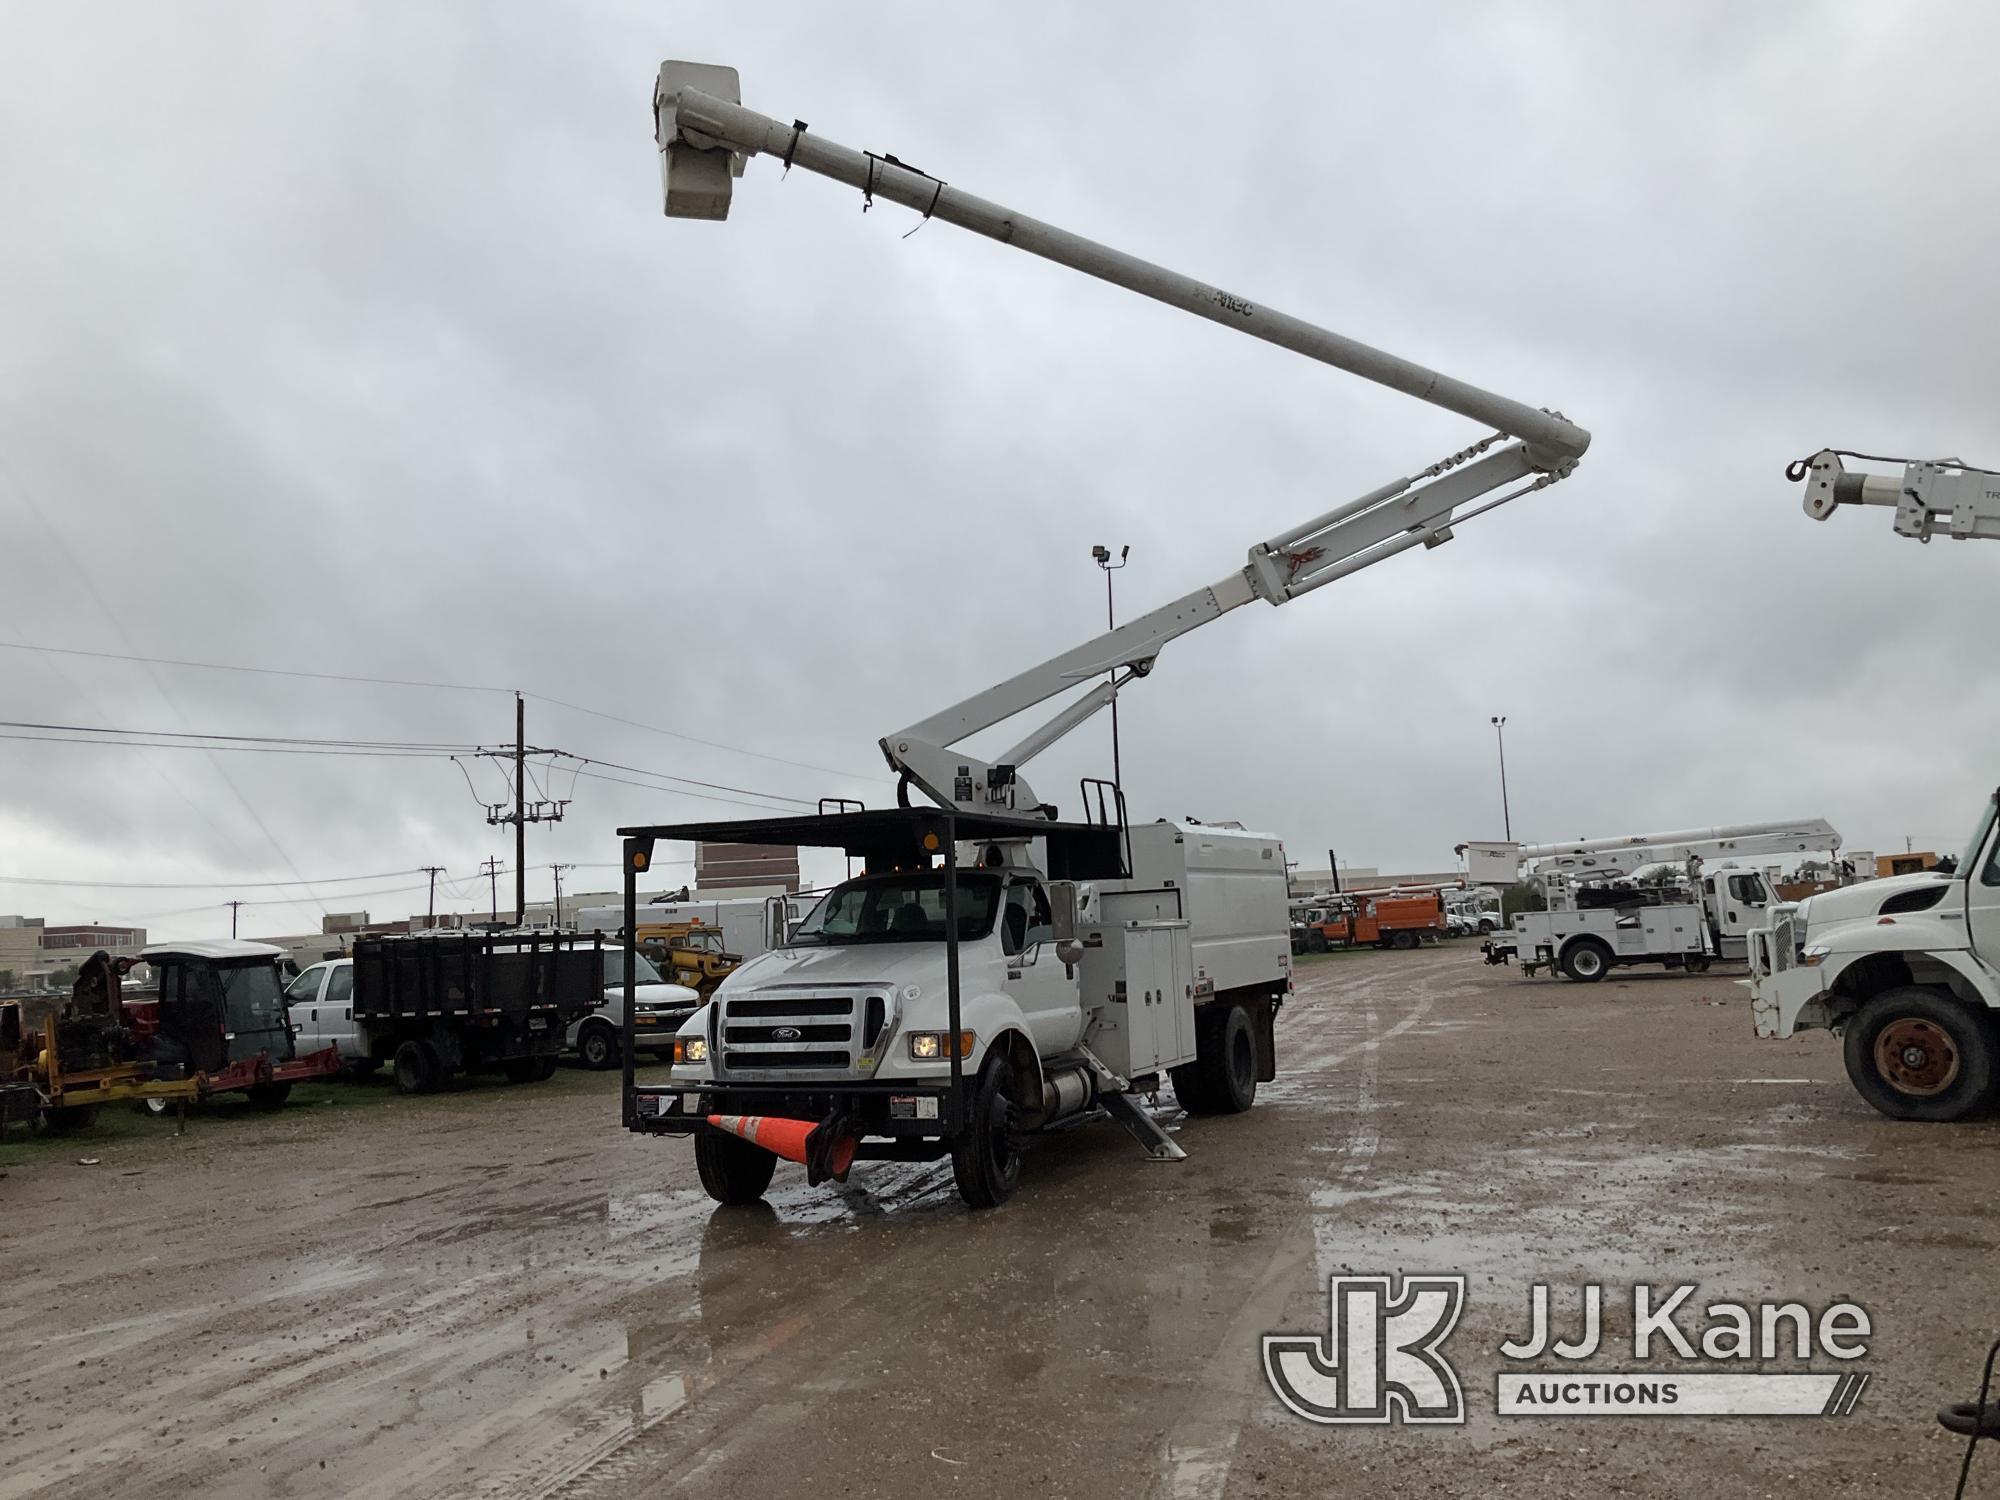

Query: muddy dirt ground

[4,943,1996,1499]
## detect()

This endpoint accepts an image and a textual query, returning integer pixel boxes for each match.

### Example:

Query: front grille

[716,991,874,1076]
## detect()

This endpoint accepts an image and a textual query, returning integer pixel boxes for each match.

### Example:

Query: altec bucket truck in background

[1748,451,2000,1121]
[626,61,1591,1209]
[1468,820,1843,981]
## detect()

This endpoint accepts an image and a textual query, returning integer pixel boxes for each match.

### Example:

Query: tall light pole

[1092,543,1130,792]
[1491,715,1512,840]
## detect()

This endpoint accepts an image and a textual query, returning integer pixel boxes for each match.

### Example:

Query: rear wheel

[1308,930,1328,954]
[577,1022,619,1071]
[1685,956,1712,974]
[393,1039,441,1095]
[951,1055,1024,1209]
[1561,938,1612,983]
[1843,987,1997,1122]
[502,1056,543,1084]
[246,1082,292,1111]
[1172,1003,1258,1115]
[135,1096,174,1118]
[1391,929,1419,950]
[44,1103,99,1132]
[695,1126,779,1205]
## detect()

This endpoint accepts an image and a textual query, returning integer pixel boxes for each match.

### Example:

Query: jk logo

[1263,1274,1467,1425]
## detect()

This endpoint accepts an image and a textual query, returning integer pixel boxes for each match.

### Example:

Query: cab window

[1726,874,1766,906]
[286,965,325,1005]
[325,967,353,1006]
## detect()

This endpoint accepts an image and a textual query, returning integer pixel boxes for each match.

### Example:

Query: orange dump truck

[1300,890,1447,952]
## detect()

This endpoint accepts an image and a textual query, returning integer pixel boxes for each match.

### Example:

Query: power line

[555,751,817,809]
[0,717,480,752]
[0,867,439,891]
[0,638,884,782]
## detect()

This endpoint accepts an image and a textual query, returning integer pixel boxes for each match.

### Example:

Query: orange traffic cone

[707,1112,856,1183]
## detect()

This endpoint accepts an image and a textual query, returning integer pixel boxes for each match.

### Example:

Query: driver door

[286,964,327,1052]
[1001,880,1077,1052]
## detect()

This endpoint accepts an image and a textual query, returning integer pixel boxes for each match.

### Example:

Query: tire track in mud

[1148,947,1459,1500]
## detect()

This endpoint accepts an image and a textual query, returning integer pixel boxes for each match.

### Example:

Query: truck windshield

[791,872,1002,944]
[1957,794,1999,877]
[601,950,666,987]
[218,962,288,1035]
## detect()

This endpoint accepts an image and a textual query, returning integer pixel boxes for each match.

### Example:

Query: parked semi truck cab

[1749,789,2000,1120]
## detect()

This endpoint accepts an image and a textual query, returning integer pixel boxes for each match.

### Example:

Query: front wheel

[1561,939,1612,983]
[695,1126,779,1205]
[577,1022,619,1072]
[951,1056,1023,1209]
[1843,987,1997,1122]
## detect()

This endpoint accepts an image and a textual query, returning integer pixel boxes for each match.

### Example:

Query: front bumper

[625,1077,959,1138]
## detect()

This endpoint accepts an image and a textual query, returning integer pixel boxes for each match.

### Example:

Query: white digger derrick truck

[1749,450,2000,1120]
[1467,820,1842,981]
[622,60,1590,1208]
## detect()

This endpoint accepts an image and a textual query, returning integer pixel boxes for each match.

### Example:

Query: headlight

[674,1037,708,1064]
[907,1030,974,1061]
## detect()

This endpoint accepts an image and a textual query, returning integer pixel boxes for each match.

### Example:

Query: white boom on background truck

[1749,459,1998,1118]
[624,60,1591,1209]
[1468,821,1841,981]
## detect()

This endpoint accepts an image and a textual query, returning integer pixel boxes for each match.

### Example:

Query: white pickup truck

[1749,787,2000,1120]
[633,817,1291,1209]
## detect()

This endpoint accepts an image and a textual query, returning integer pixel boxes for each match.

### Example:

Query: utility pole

[1091,544,1130,791]
[480,857,501,924]
[420,865,446,928]
[514,692,527,925]
[482,695,566,928]
[1328,848,1341,895]
[1491,715,1512,840]
[551,863,574,929]
[226,899,244,938]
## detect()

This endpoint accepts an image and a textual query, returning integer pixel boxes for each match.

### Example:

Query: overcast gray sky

[3,1,1996,940]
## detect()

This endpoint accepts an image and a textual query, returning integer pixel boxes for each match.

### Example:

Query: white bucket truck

[1749,788,2000,1120]
[629,61,1591,1206]
[1468,821,1841,981]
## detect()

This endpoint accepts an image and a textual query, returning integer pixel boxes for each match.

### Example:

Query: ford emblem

[772,1025,802,1041]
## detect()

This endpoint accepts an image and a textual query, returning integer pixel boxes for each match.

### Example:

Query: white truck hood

[719,942,947,998]
[1796,872,1952,932]
[608,981,702,1009]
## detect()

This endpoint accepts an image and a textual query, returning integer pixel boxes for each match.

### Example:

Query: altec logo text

[1263,1276,1872,1424]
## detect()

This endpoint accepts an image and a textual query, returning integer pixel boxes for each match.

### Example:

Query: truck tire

[1561,938,1612,983]
[1172,1003,1258,1115]
[393,1039,441,1095]
[44,1103,99,1132]
[502,1056,544,1084]
[1843,987,1998,1122]
[136,1096,174,1118]
[695,1126,779,1205]
[1308,930,1328,954]
[246,1082,292,1111]
[1684,956,1712,974]
[951,1055,1024,1209]
[533,1054,558,1081]
[577,1022,619,1072]
[1391,929,1418,951]
[1478,919,1497,935]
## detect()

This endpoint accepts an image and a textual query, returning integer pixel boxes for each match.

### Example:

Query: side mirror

[1048,881,1086,968]
[1048,881,1079,942]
